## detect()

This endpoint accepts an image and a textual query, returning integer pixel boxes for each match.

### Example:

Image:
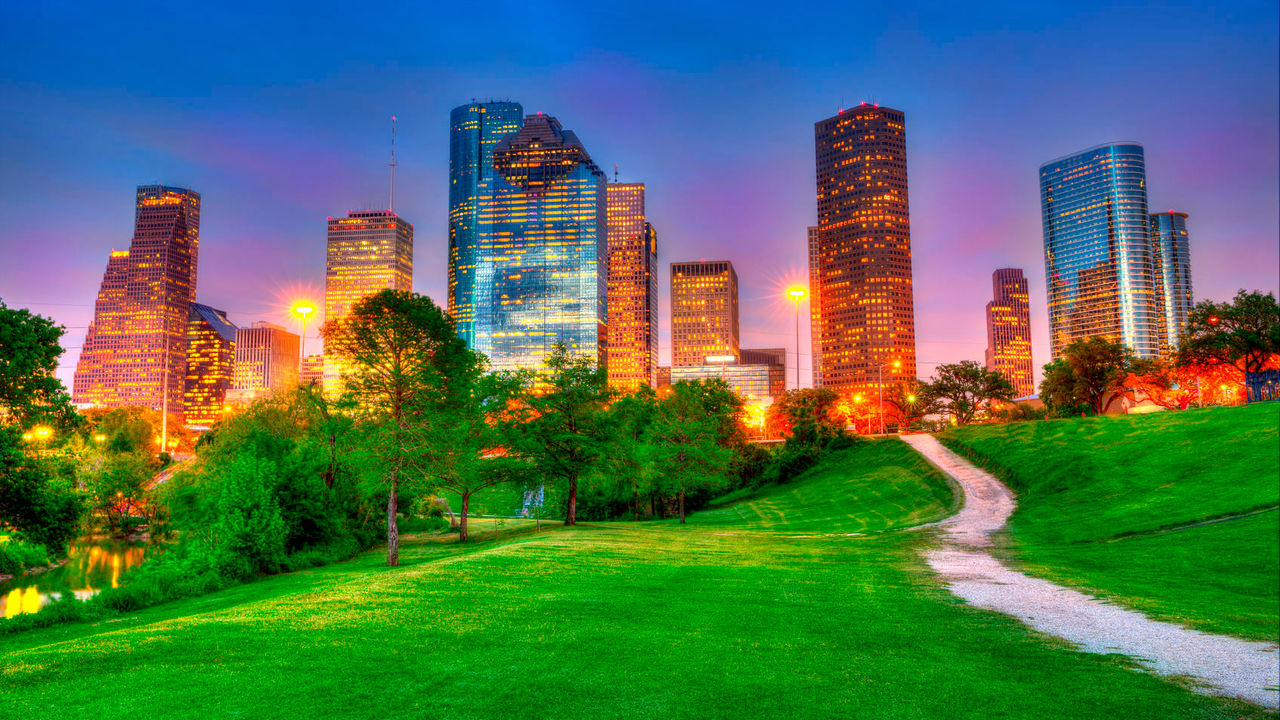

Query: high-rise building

[984,269,1034,398]
[671,261,739,367]
[670,363,775,403]
[449,101,525,346]
[472,113,608,372]
[228,322,300,405]
[300,354,325,388]
[1149,211,1193,357]
[605,182,659,390]
[741,348,787,398]
[183,303,237,427]
[807,225,823,388]
[73,185,201,420]
[813,105,917,393]
[1040,142,1160,359]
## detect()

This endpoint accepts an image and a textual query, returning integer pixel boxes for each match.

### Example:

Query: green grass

[942,404,1280,641]
[0,439,1267,718]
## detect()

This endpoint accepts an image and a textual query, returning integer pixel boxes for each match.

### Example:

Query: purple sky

[1,2,1276,389]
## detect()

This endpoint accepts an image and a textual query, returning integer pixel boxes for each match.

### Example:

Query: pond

[0,540,152,618]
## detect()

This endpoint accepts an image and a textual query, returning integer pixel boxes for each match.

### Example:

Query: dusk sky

[1,1,1276,388]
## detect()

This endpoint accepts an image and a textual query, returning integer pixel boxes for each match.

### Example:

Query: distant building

[1040,142,1160,359]
[605,182,659,391]
[813,105,917,393]
[472,113,608,372]
[656,366,671,390]
[73,185,201,420]
[448,101,525,346]
[228,322,300,405]
[741,347,786,398]
[807,225,823,388]
[300,354,325,388]
[671,260,739,368]
[1149,211,1193,358]
[984,269,1034,398]
[183,303,236,427]
[670,363,774,403]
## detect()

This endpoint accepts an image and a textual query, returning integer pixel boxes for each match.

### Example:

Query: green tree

[1177,291,1280,399]
[0,301,77,428]
[919,361,1014,426]
[323,290,473,565]
[214,455,287,578]
[1040,337,1132,415]
[643,380,738,523]
[0,427,83,554]
[600,389,660,520]
[769,388,842,445]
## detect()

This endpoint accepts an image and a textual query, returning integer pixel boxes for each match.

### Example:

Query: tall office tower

[741,348,787,398]
[1040,142,1159,359]
[448,101,525,345]
[813,105,917,393]
[73,185,201,419]
[473,113,608,372]
[300,354,325,388]
[807,225,823,387]
[228,322,301,405]
[1149,211,1193,357]
[984,269,1034,398]
[671,260,739,367]
[605,182,659,390]
[183,304,237,427]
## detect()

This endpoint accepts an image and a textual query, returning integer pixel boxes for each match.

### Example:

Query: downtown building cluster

[72,105,1197,427]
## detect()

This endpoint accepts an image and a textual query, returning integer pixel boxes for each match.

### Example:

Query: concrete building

[984,269,1034,398]
[671,260,739,368]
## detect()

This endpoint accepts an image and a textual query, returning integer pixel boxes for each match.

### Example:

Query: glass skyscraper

[1149,211,1193,357]
[448,101,525,346]
[984,268,1034,398]
[471,113,608,372]
[1040,142,1160,359]
[183,303,236,427]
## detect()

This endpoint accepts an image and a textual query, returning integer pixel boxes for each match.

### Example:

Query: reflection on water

[0,540,151,618]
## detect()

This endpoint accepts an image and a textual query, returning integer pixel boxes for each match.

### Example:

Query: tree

[1039,337,1132,415]
[919,360,1014,425]
[323,290,472,566]
[1177,291,1280,402]
[881,380,927,430]
[769,388,842,444]
[511,345,611,527]
[642,380,738,523]
[0,302,77,429]
[598,388,659,520]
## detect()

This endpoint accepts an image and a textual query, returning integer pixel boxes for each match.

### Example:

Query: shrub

[0,535,50,575]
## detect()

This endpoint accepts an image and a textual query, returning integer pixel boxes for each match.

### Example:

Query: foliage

[0,427,84,554]
[84,450,155,535]
[1039,337,1132,415]
[640,380,739,523]
[917,360,1014,425]
[768,388,843,445]
[0,301,77,429]
[1177,290,1280,375]
[0,534,50,575]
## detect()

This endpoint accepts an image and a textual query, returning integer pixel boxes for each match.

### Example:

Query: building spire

[389,115,397,211]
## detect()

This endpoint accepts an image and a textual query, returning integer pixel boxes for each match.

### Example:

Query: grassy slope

[942,404,1280,641]
[0,440,1266,719]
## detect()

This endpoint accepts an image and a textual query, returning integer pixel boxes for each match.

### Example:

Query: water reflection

[0,540,151,618]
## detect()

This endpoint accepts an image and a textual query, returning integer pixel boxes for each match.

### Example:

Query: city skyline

[1,3,1275,390]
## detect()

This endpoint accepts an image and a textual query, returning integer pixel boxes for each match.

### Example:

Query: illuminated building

[449,101,525,345]
[473,113,608,372]
[228,322,300,405]
[656,366,671,390]
[1149,212,1193,357]
[605,182,659,390]
[1040,142,1159,359]
[807,225,823,387]
[741,348,786,398]
[73,185,201,420]
[671,261,739,368]
[813,105,917,393]
[183,303,236,427]
[300,354,325,388]
[984,269,1034,398]
[670,363,775,403]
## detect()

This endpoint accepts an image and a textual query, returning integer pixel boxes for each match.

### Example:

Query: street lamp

[293,303,316,373]
[786,287,806,391]
[877,358,901,435]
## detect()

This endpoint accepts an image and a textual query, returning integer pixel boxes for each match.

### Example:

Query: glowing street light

[293,302,316,374]
[786,287,806,391]
[877,359,901,435]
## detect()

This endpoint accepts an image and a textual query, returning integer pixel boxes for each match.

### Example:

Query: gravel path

[901,434,1280,709]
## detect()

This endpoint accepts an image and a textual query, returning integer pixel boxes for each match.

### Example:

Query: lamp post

[787,288,806,390]
[293,303,315,375]
[876,358,901,435]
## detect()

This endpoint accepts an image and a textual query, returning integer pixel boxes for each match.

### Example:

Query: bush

[0,535,50,575]
[397,515,449,534]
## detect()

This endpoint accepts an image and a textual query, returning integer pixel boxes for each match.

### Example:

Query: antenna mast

[389,115,397,211]
[614,164,619,183]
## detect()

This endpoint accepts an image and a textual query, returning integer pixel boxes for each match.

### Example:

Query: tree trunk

[565,477,578,526]
[460,492,470,543]
[386,477,400,566]
[679,489,686,524]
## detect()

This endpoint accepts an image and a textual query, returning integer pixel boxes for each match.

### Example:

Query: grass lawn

[942,404,1280,641]
[0,439,1267,719]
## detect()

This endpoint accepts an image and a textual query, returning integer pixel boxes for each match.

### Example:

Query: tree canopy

[919,361,1014,425]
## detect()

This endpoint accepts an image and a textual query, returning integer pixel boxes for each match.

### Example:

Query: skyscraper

[228,322,300,405]
[183,303,236,427]
[472,113,608,372]
[807,225,823,388]
[449,101,525,346]
[73,185,201,419]
[813,104,917,393]
[605,182,659,390]
[671,260,739,367]
[984,269,1034,398]
[741,347,787,398]
[1040,142,1160,359]
[1149,211,1193,357]
[300,354,325,388]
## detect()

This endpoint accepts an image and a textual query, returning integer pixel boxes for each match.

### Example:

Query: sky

[1,1,1277,390]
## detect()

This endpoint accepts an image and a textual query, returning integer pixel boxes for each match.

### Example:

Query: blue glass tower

[1040,142,1160,359]
[473,113,608,372]
[1149,211,1193,357]
[449,101,524,346]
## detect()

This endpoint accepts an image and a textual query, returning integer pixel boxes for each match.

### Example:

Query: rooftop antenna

[389,115,397,211]
[614,164,619,182]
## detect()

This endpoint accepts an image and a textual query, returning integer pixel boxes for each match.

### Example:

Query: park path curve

[900,433,1280,709]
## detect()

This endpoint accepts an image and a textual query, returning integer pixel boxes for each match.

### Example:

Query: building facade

[741,347,787,398]
[605,182,659,390]
[73,185,201,420]
[229,322,300,405]
[1040,142,1160,359]
[448,101,525,346]
[813,105,917,393]
[183,303,237,427]
[670,363,775,403]
[671,260,739,367]
[472,113,608,372]
[984,269,1034,398]
[806,225,822,388]
[300,354,325,388]
[1149,211,1193,357]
